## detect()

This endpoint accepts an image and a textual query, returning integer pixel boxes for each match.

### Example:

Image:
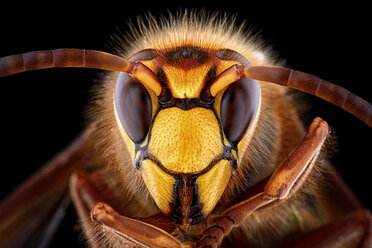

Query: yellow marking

[134,151,141,161]
[196,160,231,216]
[132,63,162,96]
[139,133,149,148]
[149,108,223,173]
[141,160,175,214]
[231,149,238,160]
[142,57,240,99]
[162,65,211,98]
[222,131,231,148]
[213,89,223,118]
[210,65,240,96]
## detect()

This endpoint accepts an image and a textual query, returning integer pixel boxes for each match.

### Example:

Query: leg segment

[0,127,96,248]
[92,202,183,248]
[286,209,372,248]
[70,171,183,248]
[196,117,330,247]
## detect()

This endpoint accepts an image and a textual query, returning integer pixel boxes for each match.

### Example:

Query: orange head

[113,46,261,224]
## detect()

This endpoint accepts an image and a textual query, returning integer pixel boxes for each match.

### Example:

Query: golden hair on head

[0,10,371,248]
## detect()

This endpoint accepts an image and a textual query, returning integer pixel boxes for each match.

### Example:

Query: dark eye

[220,78,260,144]
[114,72,152,143]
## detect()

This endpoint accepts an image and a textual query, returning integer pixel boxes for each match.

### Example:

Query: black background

[0,2,371,247]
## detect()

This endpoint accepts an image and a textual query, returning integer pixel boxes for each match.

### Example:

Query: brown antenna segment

[211,64,372,128]
[0,49,162,95]
[0,49,134,77]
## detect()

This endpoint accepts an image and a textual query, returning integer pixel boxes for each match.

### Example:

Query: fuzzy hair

[109,10,279,65]
[86,9,282,215]
[82,10,338,248]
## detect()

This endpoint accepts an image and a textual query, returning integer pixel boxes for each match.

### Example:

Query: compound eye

[114,72,152,143]
[220,78,260,144]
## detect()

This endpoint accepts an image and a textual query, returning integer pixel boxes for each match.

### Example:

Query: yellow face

[113,47,260,225]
